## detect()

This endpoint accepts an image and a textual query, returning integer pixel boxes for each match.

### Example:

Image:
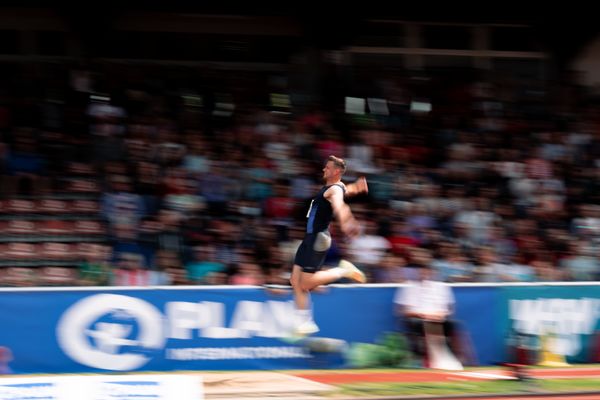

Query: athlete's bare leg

[291,264,345,310]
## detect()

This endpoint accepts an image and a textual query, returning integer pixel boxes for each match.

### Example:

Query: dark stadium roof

[1,2,598,66]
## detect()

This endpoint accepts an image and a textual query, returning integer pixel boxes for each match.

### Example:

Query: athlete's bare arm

[344,176,368,198]
[325,185,359,237]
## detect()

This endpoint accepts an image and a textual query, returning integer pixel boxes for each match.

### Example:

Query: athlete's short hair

[327,155,347,173]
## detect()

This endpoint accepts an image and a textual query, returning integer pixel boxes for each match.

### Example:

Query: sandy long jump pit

[196,371,335,399]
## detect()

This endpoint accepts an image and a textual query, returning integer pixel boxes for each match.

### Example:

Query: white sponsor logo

[57,294,298,370]
[56,294,165,371]
[0,383,55,400]
[0,375,202,400]
[509,297,600,356]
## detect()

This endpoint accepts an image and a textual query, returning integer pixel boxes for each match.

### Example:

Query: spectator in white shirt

[394,263,457,363]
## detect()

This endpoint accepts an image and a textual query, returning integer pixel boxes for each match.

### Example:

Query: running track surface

[293,368,600,399]
[294,367,600,384]
[450,396,600,400]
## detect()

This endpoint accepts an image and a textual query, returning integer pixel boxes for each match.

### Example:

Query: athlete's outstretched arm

[325,185,359,237]
[344,176,368,197]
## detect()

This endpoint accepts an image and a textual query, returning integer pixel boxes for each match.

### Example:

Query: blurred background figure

[394,262,459,367]
[0,346,13,374]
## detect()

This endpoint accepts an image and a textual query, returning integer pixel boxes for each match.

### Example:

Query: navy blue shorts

[294,233,329,273]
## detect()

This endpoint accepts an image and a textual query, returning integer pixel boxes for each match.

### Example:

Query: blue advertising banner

[0,285,500,374]
[452,286,504,366]
[500,285,600,364]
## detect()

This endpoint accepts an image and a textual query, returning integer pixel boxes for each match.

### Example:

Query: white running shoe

[338,259,367,283]
[294,319,320,336]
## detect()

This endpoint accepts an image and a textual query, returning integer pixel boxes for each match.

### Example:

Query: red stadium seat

[68,178,100,193]
[5,220,36,235]
[75,242,95,259]
[74,220,105,235]
[8,199,36,213]
[72,200,100,213]
[2,267,37,287]
[38,199,69,213]
[66,162,96,176]
[40,220,73,235]
[39,266,77,286]
[4,243,39,260]
[40,242,74,260]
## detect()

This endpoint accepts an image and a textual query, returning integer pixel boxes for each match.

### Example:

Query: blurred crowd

[0,62,599,287]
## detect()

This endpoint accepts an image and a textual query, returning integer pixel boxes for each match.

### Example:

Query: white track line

[451,371,516,380]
